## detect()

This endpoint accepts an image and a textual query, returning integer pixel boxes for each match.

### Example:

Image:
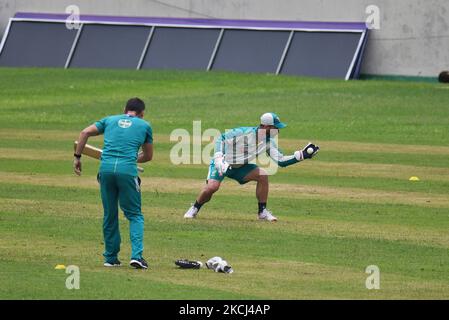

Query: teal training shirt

[214,126,299,167]
[95,114,153,176]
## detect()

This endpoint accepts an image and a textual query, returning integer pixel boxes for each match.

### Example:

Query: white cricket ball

[307,147,314,155]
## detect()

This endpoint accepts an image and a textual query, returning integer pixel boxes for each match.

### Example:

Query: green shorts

[207,160,258,185]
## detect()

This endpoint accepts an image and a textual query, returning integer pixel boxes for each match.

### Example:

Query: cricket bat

[74,141,144,173]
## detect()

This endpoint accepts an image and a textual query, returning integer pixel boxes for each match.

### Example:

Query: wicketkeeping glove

[213,152,230,176]
[206,256,234,273]
[301,142,320,159]
[174,259,203,269]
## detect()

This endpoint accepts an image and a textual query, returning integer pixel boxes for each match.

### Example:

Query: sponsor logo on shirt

[118,119,132,128]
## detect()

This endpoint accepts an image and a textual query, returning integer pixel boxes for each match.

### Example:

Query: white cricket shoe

[184,205,199,219]
[258,208,278,222]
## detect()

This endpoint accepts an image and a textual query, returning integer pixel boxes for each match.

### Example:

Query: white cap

[260,112,287,129]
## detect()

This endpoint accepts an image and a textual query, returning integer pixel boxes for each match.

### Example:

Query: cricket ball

[307,147,314,155]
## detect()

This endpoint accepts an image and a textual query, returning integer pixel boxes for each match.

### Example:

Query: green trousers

[98,172,144,262]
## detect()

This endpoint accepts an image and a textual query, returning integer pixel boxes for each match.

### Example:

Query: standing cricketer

[184,113,319,222]
[74,98,153,269]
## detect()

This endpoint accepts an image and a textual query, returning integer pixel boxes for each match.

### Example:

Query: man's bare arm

[74,125,100,176]
[138,143,153,163]
[75,125,101,156]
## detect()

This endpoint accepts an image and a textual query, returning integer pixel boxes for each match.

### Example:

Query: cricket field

[0,68,448,299]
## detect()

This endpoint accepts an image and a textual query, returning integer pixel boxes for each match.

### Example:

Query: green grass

[1,68,449,299]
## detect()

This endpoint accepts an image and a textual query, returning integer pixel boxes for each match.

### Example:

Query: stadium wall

[0,0,448,77]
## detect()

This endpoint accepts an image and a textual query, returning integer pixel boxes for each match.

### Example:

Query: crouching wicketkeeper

[184,112,319,221]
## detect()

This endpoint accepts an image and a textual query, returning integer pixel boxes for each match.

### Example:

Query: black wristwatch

[74,153,82,159]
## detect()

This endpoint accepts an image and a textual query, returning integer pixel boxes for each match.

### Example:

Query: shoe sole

[129,260,148,269]
[103,263,121,267]
[258,217,277,222]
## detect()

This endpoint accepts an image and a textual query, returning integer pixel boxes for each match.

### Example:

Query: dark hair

[125,97,146,114]
[438,71,449,83]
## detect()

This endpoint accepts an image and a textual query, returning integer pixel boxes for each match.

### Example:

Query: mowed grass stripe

[2,248,447,299]
[3,129,449,155]
[1,146,449,180]
[2,184,448,229]
[1,68,448,145]
[3,137,449,169]
[3,197,449,248]
[299,161,449,181]
[0,173,447,208]
[3,177,448,234]
[3,130,448,168]
[2,207,449,289]
[0,260,257,300]
[0,148,73,161]
[1,157,449,195]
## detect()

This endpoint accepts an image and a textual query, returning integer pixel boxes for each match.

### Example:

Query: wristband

[74,153,82,159]
[294,150,303,161]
